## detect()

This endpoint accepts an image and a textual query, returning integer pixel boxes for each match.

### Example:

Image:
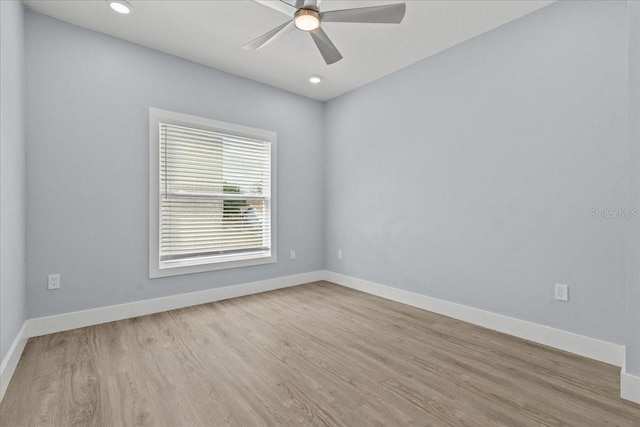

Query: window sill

[149,251,276,278]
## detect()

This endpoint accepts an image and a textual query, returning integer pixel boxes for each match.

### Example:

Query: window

[149,108,276,278]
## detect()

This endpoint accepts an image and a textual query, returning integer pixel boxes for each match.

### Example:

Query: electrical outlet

[555,283,568,302]
[290,250,296,260]
[48,274,61,290]
[338,249,342,259]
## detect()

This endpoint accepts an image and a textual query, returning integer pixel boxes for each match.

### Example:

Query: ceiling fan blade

[242,20,295,51]
[309,28,343,65]
[320,3,406,24]
[254,0,297,17]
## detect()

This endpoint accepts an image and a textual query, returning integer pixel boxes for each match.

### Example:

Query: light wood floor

[1,281,639,426]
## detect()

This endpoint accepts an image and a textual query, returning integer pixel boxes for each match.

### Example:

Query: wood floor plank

[1,281,639,426]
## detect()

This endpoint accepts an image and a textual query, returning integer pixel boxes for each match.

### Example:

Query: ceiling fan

[243,0,406,65]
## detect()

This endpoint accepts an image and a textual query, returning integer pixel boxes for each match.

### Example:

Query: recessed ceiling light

[109,0,131,15]
[309,75,323,84]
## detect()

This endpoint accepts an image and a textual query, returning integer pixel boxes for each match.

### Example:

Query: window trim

[149,107,277,278]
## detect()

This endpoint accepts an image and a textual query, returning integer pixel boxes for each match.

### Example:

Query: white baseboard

[621,361,640,404]
[25,270,324,338]
[3,270,635,405]
[2,271,322,401]
[324,271,625,367]
[0,322,28,402]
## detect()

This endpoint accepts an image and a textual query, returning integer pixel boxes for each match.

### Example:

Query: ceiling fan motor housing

[294,9,320,31]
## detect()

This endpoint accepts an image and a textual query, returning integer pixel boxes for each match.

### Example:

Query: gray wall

[25,12,324,318]
[626,0,640,376]
[0,0,27,362]
[20,1,638,364]
[324,0,629,344]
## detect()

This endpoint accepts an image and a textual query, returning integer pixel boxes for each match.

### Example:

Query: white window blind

[158,121,272,269]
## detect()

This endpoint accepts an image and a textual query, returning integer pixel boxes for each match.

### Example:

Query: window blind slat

[159,122,272,263]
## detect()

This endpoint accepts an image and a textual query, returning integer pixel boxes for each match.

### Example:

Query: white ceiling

[23,0,554,101]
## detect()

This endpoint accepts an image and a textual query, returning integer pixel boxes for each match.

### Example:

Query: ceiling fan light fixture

[294,9,320,32]
[109,0,132,14]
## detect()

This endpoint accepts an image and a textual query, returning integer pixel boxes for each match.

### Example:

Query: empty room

[1,0,640,425]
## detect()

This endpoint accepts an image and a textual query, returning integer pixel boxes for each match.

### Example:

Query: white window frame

[149,108,277,278]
